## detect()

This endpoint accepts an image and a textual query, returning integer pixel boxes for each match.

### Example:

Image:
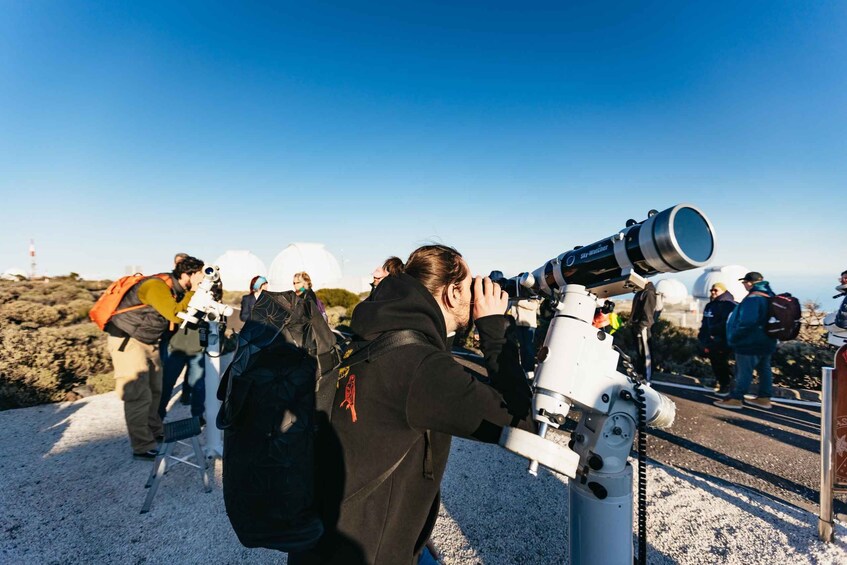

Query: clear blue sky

[0,2,844,305]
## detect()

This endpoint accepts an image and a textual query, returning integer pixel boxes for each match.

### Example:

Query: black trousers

[708,347,732,389]
[633,327,652,381]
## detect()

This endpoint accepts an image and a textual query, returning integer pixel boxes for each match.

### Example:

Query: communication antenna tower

[29,239,37,279]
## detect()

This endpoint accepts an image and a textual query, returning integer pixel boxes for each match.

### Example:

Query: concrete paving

[646,380,847,520]
[2,359,847,564]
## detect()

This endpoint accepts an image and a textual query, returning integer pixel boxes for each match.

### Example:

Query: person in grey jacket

[715,272,776,410]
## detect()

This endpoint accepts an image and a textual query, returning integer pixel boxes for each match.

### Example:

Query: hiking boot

[713,398,743,410]
[132,449,158,461]
[746,397,772,409]
[715,387,731,398]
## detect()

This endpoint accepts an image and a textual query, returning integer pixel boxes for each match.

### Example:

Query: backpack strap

[340,329,433,370]
[334,329,440,485]
[111,274,176,317]
[343,440,417,506]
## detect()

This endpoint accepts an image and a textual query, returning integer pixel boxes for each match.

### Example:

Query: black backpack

[216,290,431,553]
[765,293,802,341]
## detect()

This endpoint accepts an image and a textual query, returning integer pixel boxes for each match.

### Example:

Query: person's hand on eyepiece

[472,276,509,321]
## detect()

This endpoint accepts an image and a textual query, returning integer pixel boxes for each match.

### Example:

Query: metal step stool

[141,416,211,514]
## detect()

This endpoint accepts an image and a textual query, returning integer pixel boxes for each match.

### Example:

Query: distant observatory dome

[1,267,28,281]
[655,279,689,306]
[212,250,267,292]
[693,266,749,302]
[268,243,342,291]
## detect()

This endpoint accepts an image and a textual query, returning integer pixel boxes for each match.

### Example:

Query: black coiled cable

[633,380,647,565]
[615,345,648,565]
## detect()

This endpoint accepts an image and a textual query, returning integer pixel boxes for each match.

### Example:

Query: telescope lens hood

[644,204,715,273]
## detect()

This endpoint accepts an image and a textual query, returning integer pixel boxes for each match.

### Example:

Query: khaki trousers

[107,335,164,453]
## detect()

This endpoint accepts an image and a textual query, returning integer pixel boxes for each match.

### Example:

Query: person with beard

[295,244,533,565]
[104,255,205,459]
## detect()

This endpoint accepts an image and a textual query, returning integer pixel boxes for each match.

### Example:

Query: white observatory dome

[693,266,749,302]
[1,267,28,281]
[212,250,267,292]
[655,279,689,306]
[268,243,343,291]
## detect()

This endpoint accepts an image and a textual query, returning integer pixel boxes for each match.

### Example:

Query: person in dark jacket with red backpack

[697,282,737,396]
[715,272,776,410]
[295,244,533,565]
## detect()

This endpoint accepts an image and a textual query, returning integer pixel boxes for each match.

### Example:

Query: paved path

[2,354,846,564]
[455,349,844,520]
[647,380,847,519]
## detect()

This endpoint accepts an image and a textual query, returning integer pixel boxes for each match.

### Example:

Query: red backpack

[89,273,172,330]
[765,293,802,341]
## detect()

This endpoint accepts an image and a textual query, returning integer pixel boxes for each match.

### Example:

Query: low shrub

[316,288,360,309]
[0,301,63,328]
[0,324,112,409]
[222,290,244,306]
[316,288,361,317]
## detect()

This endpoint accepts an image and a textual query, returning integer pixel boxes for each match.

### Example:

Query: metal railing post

[820,366,835,542]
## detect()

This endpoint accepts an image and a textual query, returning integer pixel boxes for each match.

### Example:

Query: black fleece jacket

[305,273,533,565]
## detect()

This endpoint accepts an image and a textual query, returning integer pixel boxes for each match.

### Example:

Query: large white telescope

[497,203,715,564]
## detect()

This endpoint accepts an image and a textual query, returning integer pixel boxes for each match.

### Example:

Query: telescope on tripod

[177,265,234,329]
[495,203,715,564]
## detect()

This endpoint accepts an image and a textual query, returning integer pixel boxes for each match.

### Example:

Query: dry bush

[325,306,349,328]
[222,290,244,306]
[56,298,96,325]
[16,281,93,305]
[0,279,112,409]
[0,301,62,328]
[0,324,112,409]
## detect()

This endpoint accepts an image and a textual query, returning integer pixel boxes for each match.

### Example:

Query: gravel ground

[2,392,846,564]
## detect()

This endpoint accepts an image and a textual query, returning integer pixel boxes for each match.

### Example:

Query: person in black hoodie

[297,244,533,565]
[697,282,737,396]
[629,281,658,381]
